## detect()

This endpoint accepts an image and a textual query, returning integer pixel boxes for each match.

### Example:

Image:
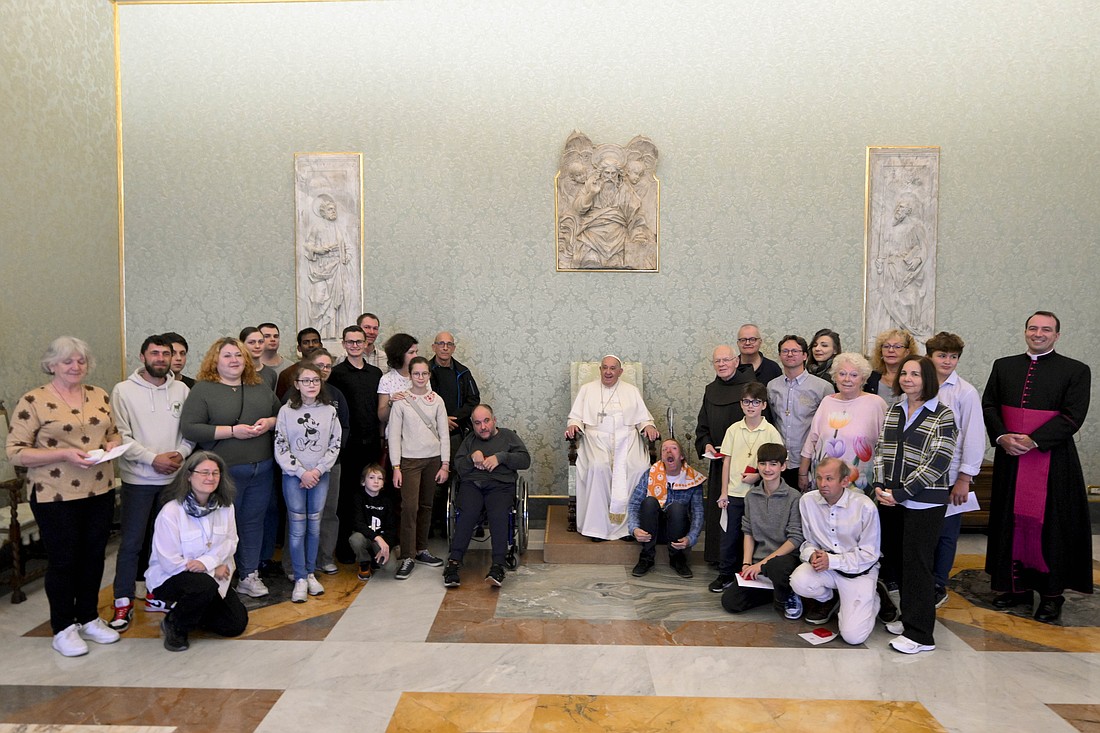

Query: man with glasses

[430,332,482,536]
[328,325,384,564]
[737,324,782,385]
[766,335,834,489]
[695,344,755,565]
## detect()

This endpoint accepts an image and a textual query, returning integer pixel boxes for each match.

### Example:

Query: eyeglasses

[740,398,764,407]
[737,337,760,344]
[434,341,456,348]
[780,349,804,356]
[343,339,365,346]
[712,357,736,365]
[313,364,332,371]
[192,469,220,478]
[296,378,321,386]
[882,343,907,351]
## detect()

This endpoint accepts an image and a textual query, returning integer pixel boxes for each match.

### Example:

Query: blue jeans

[113,481,168,599]
[283,473,329,580]
[229,459,274,579]
[933,513,963,590]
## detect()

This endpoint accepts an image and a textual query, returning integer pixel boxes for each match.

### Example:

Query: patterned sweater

[873,400,957,504]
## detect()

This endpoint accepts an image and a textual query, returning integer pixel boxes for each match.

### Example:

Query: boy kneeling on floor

[721,443,805,619]
[789,457,884,645]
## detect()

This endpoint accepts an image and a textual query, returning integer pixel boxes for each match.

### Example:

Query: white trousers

[791,562,881,645]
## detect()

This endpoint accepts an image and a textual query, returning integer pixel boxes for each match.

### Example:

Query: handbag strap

[405,395,439,439]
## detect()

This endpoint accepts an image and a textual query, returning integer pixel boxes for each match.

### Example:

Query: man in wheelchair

[443,405,531,588]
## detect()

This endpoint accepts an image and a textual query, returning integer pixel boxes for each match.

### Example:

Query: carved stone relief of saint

[556,132,659,272]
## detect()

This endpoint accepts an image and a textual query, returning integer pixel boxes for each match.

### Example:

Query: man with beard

[443,405,530,588]
[108,334,194,631]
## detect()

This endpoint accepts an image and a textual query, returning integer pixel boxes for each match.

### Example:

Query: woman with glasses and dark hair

[146,451,248,652]
[873,355,957,655]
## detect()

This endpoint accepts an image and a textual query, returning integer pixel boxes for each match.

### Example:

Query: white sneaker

[78,618,120,645]
[890,635,935,654]
[291,578,308,603]
[885,619,905,635]
[236,571,270,598]
[52,623,89,657]
[306,573,325,596]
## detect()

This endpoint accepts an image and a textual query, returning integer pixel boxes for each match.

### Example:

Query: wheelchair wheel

[515,474,529,555]
[445,480,458,542]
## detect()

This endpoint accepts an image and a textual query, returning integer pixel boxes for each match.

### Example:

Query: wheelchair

[446,473,529,570]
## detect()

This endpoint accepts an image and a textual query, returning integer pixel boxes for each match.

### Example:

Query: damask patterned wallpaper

[0,0,120,413]
[116,1,1099,491]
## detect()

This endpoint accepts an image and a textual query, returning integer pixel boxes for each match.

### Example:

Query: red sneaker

[108,599,134,631]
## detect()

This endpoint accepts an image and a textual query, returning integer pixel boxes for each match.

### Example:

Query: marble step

[542,504,705,565]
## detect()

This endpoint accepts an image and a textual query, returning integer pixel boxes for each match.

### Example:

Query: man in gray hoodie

[107,334,194,631]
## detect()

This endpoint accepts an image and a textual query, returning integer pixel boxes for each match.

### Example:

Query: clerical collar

[1028,349,1055,361]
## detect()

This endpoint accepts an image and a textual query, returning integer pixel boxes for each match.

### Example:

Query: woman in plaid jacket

[873,355,957,654]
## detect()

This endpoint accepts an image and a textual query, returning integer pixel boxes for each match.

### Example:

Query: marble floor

[1,534,1098,732]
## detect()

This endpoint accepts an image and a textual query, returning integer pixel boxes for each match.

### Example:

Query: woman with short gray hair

[6,336,122,657]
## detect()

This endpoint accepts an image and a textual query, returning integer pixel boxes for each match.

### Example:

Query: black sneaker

[395,558,415,580]
[161,618,189,652]
[485,564,505,587]
[805,592,840,625]
[877,579,900,622]
[708,574,735,593]
[670,556,693,579]
[443,562,461,588]
[934,586,948,609]
[632,557,655,577]
[415,550,444,567]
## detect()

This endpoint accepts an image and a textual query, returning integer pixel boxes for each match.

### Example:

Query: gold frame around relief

[554,172,661,273]
[861,145,940,353]
[293,152,365,345]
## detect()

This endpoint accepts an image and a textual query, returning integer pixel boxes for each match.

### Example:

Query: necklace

[597,383,620,421]
[743,425,764,459]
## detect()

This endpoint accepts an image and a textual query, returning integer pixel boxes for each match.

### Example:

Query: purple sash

[1002,406,1058,574]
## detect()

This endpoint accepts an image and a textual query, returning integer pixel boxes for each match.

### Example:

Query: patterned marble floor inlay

[23,561,369,642]
[0,685,282,733]
[1047,703,1100,732]
[385,692,948,733]
[428,551,861,648]
[937,555,1100,653]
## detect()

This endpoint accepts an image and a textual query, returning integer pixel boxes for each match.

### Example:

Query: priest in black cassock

[982,311,1092,623]
[694,345,771,574]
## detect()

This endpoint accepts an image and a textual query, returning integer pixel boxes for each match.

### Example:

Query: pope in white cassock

[565,356,660,540]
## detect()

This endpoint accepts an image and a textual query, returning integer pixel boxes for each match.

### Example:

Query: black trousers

[637,496,690,562]
[449,480,513,566]
[880,503,946,646]
[30,490,114,634]
[721,553,800,613]
[153,571,248,637]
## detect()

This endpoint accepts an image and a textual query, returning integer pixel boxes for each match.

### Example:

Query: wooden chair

[1,400,45,603]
